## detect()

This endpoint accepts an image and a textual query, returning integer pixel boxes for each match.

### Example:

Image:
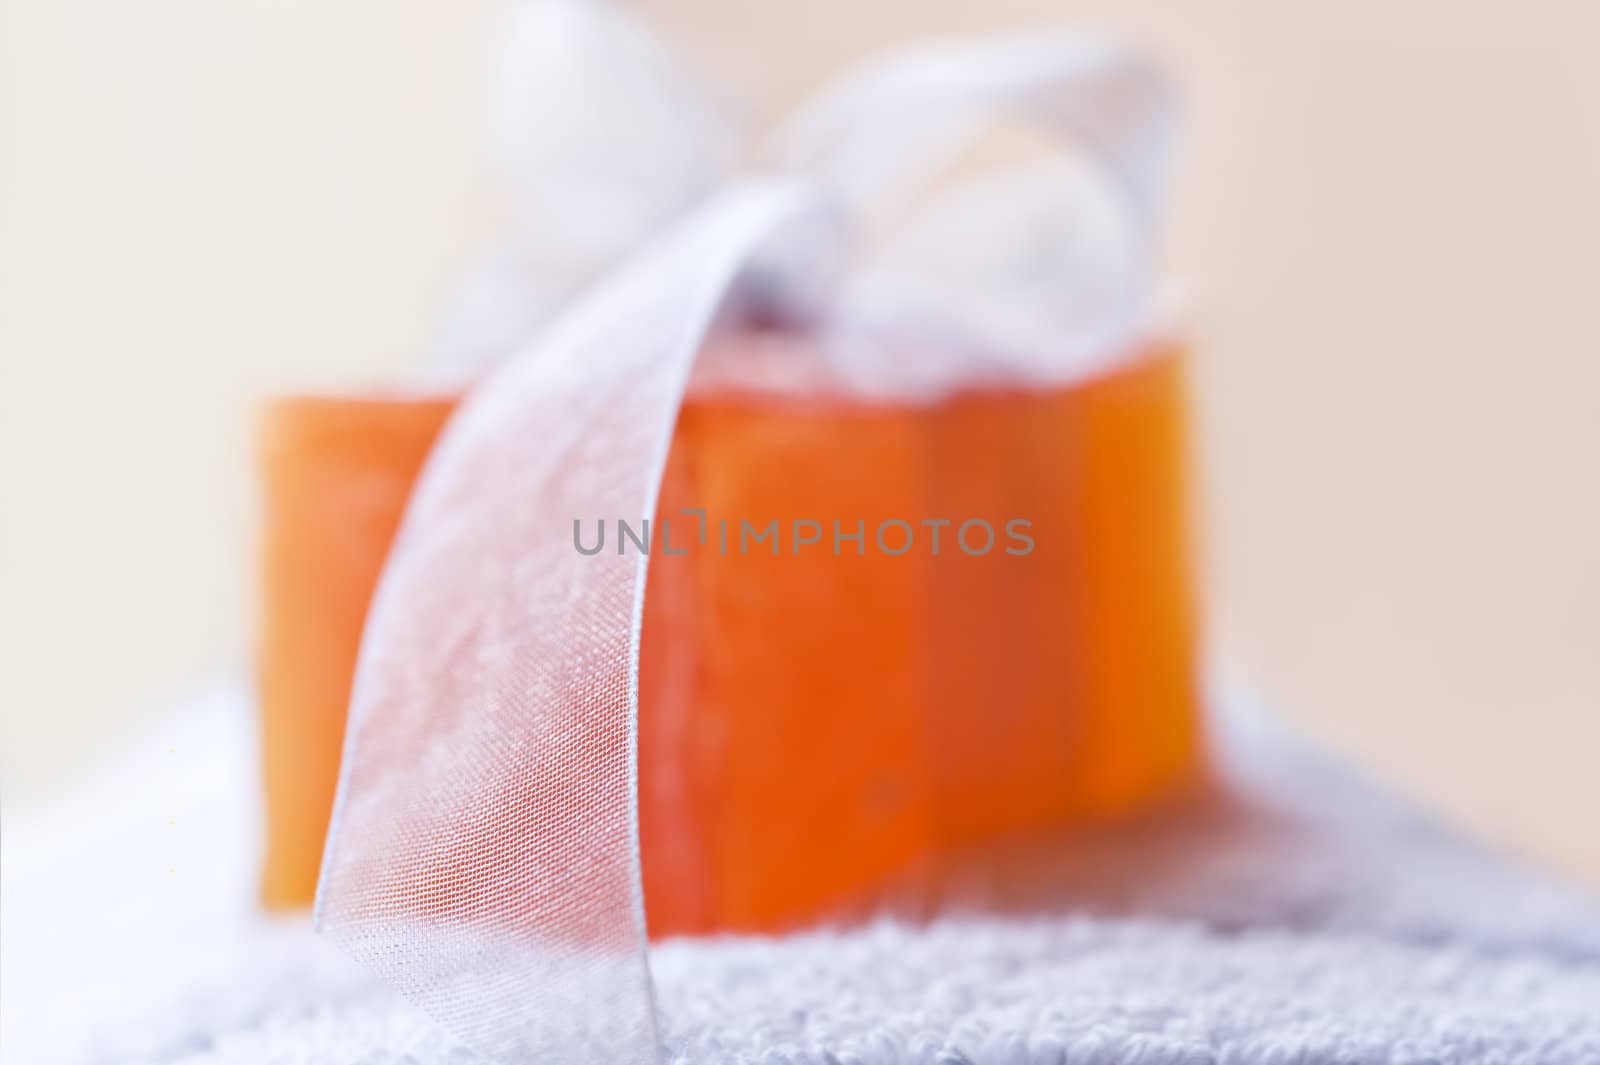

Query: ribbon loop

[773,32,1176,230]
[760,32,1178,386]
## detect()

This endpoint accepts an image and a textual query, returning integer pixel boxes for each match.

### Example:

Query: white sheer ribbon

[316,30,1177,1065]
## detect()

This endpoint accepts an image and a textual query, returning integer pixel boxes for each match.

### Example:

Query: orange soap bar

[638,340,1199,935]
[256,393,457,908]
[257,340,1201,924]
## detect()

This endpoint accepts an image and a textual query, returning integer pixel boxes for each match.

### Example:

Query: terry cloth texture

[3,682,1598,1065]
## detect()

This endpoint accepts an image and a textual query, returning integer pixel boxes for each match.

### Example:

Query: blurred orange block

[639,339,1200,934]
[256,393,457,909]
[257,339,1201,930]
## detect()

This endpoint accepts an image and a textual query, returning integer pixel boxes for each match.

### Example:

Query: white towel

[4,681,1597,1065]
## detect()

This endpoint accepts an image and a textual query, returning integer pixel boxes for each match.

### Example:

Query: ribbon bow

[315,8,1177,1063]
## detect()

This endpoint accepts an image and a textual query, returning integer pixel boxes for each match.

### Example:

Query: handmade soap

[257,341,1200,923]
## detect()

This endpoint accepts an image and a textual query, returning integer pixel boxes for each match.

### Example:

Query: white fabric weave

[3,681,1597,1065]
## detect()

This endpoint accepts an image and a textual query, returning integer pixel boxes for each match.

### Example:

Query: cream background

[3,1,1596,882]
